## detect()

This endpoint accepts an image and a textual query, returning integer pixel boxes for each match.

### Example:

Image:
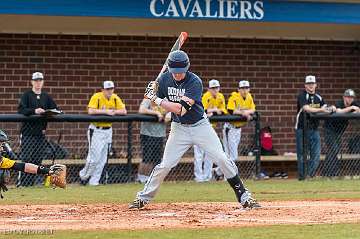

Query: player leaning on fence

[322,89,360,177]
[295,75,335,180]
[79,81,127,186]
[129,50,260,210]
[193,79,227,183]
[223,80,256,162]
[17,72,60,187]
[215,80,256,178]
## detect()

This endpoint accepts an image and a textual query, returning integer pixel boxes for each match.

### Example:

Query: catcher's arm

[11,162,67,189]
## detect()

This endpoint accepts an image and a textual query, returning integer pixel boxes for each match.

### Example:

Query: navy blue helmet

[167,50,190,74]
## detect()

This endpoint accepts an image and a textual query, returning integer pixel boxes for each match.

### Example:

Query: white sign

[150,0,264,20]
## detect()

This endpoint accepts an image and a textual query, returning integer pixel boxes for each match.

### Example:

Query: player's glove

[49,164,67,189]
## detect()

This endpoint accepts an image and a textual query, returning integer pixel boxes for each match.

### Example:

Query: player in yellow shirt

[79,81,127,186]
[194,79,227,182]
[0,129,66,198]
[223,80,256,164]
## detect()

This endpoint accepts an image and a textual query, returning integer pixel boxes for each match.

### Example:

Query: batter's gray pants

[137,119,238,202]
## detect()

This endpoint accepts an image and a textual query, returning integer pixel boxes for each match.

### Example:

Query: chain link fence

[0,114,260,186]
[301,113,360,179]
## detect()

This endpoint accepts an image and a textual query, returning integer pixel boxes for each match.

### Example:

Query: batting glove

[145,82,163,106]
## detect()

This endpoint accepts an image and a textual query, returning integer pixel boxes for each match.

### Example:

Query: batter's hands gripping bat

[150,32,188,94]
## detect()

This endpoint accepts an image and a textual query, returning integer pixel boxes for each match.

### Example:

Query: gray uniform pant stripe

[138,119,238,202]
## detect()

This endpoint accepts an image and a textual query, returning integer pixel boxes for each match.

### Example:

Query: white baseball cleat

[129,198,148,209]
[240,191,261,209]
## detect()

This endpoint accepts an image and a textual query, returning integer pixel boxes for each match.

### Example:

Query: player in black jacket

[17,72,59,186]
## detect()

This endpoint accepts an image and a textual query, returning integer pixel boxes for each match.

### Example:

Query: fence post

[254,112,261,176]
[302,112,308,180]
[127,121,133,182]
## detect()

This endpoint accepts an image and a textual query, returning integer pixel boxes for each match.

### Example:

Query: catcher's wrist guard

[37,165,50,175]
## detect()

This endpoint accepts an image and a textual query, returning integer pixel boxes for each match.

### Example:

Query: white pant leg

[228,127,242,162]
[80,127,101,180]
[137,122,192,202]
[223,123,231,159]
[193,121,238,179]
[89,129,112,185]
[203,153,213,181]
[193,145,205,182]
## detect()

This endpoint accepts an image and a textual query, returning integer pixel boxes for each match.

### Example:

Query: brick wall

[0,33,359,154]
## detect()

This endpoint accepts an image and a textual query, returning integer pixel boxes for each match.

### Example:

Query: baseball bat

[153,32,188,87]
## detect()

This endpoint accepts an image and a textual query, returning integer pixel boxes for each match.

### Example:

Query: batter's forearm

[159,101,182,115]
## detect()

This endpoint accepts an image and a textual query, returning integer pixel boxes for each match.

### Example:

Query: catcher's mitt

[0,169,10,199]
[49,164,67,189]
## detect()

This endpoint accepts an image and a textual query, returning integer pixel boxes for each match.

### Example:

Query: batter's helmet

[167,50,190,74]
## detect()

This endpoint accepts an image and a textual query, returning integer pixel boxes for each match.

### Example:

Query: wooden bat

[153,32,188,91]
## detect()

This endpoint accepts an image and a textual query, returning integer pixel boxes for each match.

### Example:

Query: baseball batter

[129,50,259,209]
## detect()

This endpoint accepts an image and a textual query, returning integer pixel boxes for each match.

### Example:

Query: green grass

[1,224,360,239]
[1,179,360,205]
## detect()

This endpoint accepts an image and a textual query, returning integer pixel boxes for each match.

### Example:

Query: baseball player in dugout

[193,79,227,182]
[323,89,360,177]
[0,129,66,198]
[17,72,60,187]
[217,80,256,178]
[129,50,260,210]
[79,81,127,186]
[295,75,334,180]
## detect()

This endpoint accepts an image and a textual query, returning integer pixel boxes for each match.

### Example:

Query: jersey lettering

[167,87,185,102]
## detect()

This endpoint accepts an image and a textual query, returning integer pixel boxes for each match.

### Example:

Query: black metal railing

[301,112,360,179]
[0,113,261,186]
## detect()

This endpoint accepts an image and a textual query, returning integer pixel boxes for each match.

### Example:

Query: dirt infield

[0,200,359,231]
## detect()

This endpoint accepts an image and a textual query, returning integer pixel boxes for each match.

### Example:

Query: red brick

[0,34,358,154]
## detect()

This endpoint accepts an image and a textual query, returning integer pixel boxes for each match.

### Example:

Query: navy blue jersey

[157,71,205,124]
